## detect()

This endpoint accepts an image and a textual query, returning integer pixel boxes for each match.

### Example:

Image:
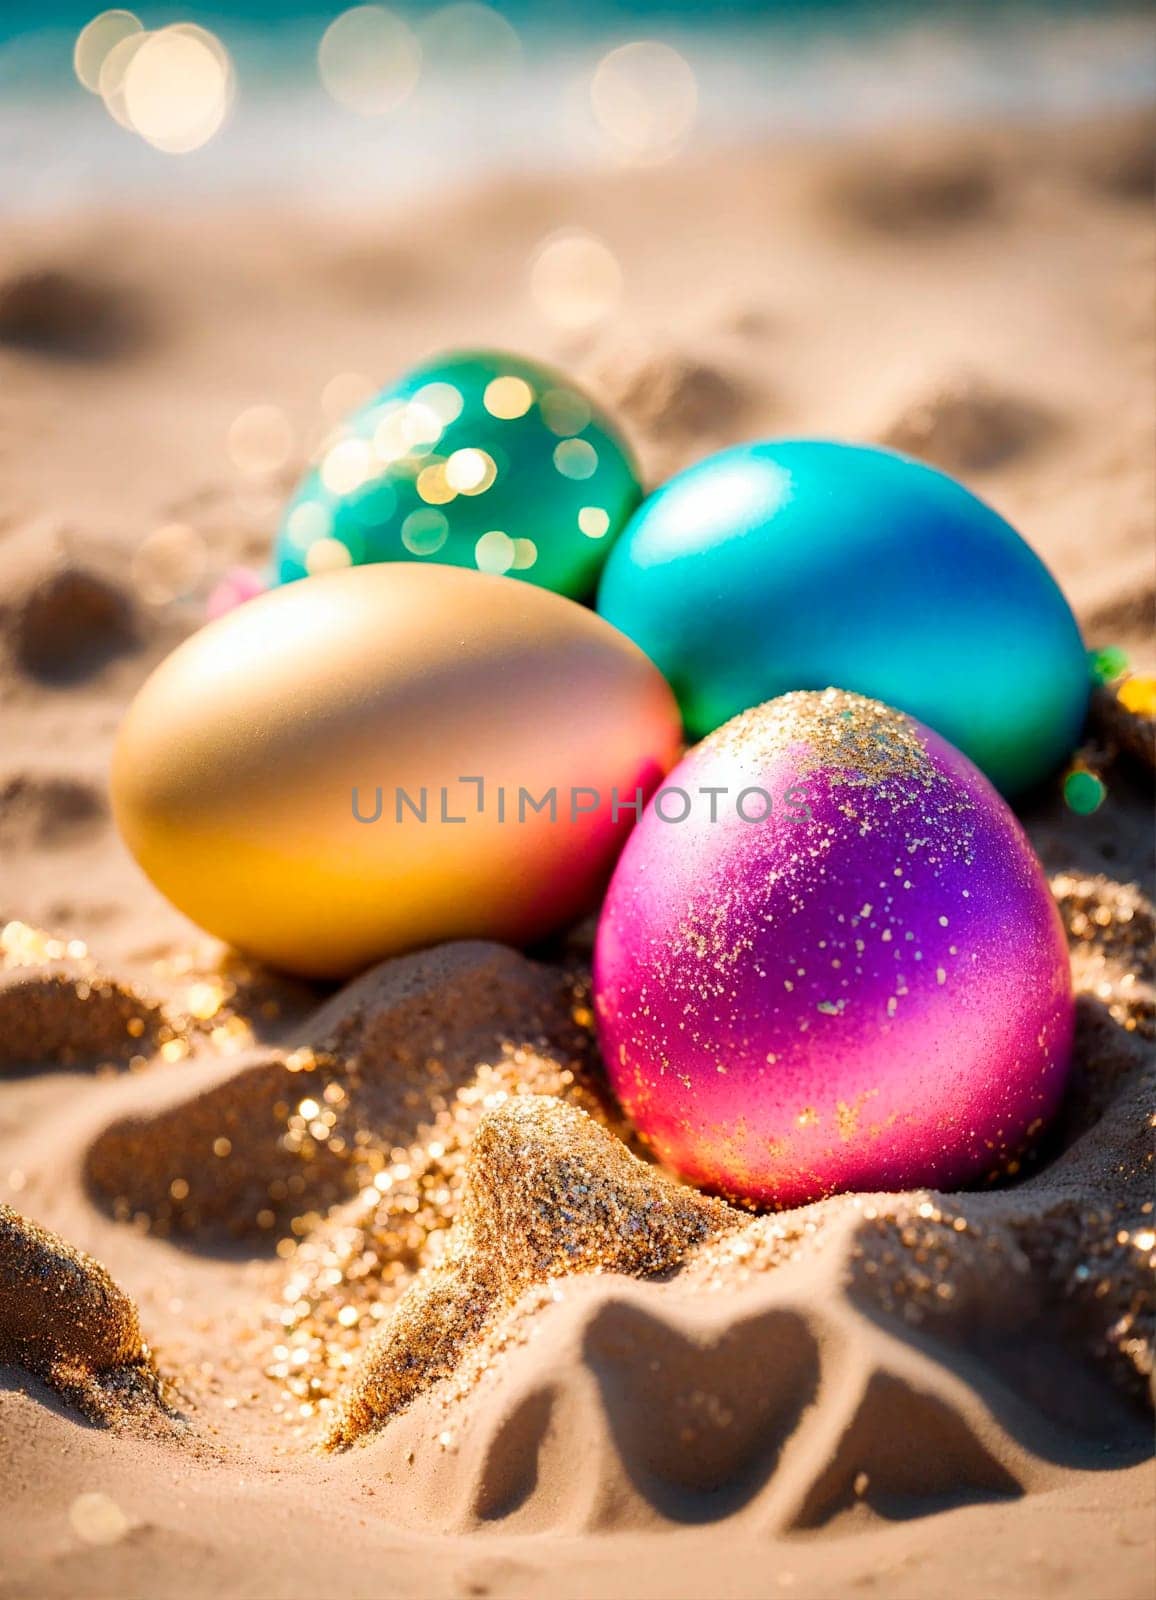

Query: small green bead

[1063,769,1107,815]
[1088,645,1130,686]
[274,349,641,601]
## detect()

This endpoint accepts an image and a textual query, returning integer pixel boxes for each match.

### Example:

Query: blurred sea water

[1,1,1153,211]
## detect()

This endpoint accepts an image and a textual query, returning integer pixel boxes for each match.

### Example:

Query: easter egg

[596,440,1088,794]
[275,350,641,600]
[112,564,681,977]
[593,688,1074,1207]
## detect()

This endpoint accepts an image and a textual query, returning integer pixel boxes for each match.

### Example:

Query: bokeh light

[474,529,516,574]
[416,461,455,504]
[445,447,496,494]
[304,537,354,575]
[74,10,142,94]
[125,25,232,153]
[401,507,450,555]
[530,229,623,329]
[483,375,533,419]
[69,1492,130,1548]
[97,27,149,129]
[590,41,698,165]
[318,7,422,117]
[540,387,591,436]
[414,382,465,426]
[321,371,378,423]
[227,404,294,476]
[419,3,522,79]
[94,21,233,152]
[320,437,374,495]
[132,523,207,604]
[285,502,333,549]
[578,505,610,539]
[553,437,599,479]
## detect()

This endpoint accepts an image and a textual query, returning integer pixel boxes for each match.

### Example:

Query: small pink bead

[207,567,266,622]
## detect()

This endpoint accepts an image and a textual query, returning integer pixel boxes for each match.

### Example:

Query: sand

[0,111,1154,1600]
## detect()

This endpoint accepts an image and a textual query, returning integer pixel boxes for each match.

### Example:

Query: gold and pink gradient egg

[112,563,681,978]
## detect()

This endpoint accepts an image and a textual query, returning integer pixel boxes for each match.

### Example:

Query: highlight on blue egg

[596,439,1090,795]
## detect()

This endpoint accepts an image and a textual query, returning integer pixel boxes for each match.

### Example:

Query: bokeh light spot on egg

[74,10,142,93]
[372,406,411,463]
[512,538,538,570]
[227,404,293,476]
[416,461,456,505]
[578,506,610,539]
[554,438,598,480]
[483,375,534,420]
[318,6,421,117]
[445,447,497,495]
[530,230,623,330]
[475,529,516,574]
[321,371,377,423]
[413,382,465,426]
[121,25,233,153]
[305,537,354,576]
[401,507,449,555]
[402,401,444,450]
[321,437,374,495]
[540,387,591,437]
[132,522,206,604]
[590,40,698,165]
[286,501,332,549]
[273,349,644,598]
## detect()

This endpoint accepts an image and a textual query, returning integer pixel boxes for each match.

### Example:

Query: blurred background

[2,1,1154,211]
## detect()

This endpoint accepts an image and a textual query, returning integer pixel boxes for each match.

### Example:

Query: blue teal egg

[274,349,641,600]
[596,440,1088,794]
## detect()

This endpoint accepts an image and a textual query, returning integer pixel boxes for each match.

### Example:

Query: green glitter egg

[274,350,641,599]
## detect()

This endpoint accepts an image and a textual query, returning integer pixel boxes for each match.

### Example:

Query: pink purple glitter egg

[593,688,1074,1207]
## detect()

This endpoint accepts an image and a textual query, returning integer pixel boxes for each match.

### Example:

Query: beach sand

[0,111,1153,1600]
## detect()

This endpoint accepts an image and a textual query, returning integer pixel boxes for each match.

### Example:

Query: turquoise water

[2,2,1152,210]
